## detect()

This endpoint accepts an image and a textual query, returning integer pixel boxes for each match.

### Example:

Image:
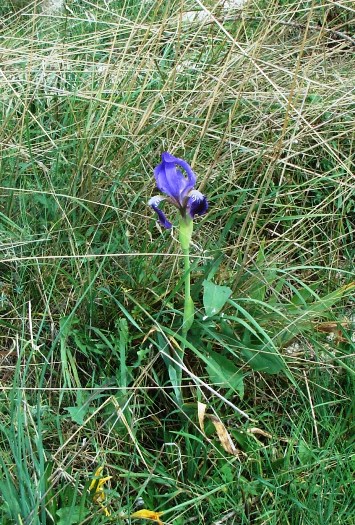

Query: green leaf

[298,439,315,465]
[311,282,355,313]
[65,405,89,426]
[203,280,232,317]
[157,333,183,406]
[241,344,285,374]
[56,506,87,525]
[205,350,244,397]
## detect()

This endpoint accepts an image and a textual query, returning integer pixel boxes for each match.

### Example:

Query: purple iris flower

[148,152,208,229]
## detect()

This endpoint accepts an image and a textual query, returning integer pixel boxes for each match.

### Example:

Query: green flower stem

[167,216,195,406]
[182,245,191,340]
[179,216,195,343]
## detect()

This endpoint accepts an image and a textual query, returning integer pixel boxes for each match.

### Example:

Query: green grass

[0,0,354,524]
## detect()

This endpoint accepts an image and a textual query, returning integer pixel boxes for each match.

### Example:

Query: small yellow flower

[89,466,112,516]
[130,509,164,524]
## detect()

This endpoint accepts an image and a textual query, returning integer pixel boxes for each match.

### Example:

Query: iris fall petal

[187,190,208,218]
[148,196,172,229]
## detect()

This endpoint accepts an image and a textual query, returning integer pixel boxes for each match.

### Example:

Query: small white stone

[41,0,64,15]
[222,0,249,7]
[181,11,211,23]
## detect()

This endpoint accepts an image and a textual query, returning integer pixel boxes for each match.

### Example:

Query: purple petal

[154,152,196,205]
[148,196,172,229]
[154,162,186,203]
[163,152,196,189]
[187,190,208,218]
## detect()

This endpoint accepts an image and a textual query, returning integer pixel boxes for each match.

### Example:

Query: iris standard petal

[154,161,187,203]
[154,152,197,205]
[148,196,172,229]
[167,153,197,189]
[187,190,208,218]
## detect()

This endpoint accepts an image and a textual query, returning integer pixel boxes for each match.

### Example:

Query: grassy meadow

[0,0,354,523]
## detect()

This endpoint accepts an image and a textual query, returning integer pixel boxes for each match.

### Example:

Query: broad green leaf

[249,269,278,302]
[65,405,89,426]
[298,439,315,465]
[310,282,355,313]
[228,300,277,349]
[241,344,285,374]
[285,282,355,316]
[56,506,87,525]
[205,350,244,397]
[157,333,183,406]
[203,280,232,317]
[290,282,319,306]
[117,318,129,392]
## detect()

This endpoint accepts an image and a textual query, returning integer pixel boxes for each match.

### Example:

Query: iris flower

[148,152,208,229]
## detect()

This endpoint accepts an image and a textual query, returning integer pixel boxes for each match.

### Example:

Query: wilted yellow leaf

[208,415,240,456]
[247,427,272,439]
[197,405,246,458]
[208,415,247,458]
[130,509,164,524]
[197,401,207,433]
